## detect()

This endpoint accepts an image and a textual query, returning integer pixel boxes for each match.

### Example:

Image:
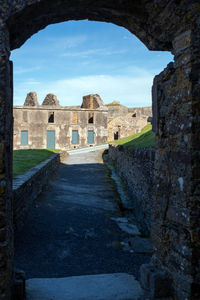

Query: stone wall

[107,105,129,123]
[147,29,200,299]
[0,26,14,300]
[107,106,152,141]
[13,106,108,150]
[128,107,152,117]
[107,105,152,123]
[108,144,155,235]
[14,95,151,149]
[81,94,105,109]
[13,151,68,230]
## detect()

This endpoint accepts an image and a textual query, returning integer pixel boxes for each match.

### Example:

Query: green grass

[113,125,155,149]
[105,103,122,106]
[13,149,61,177]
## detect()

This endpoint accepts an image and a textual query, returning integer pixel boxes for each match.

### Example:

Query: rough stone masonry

[108,145,155,236]
[13,92,151,150]
[0,1,199,299]
[13,93,108,150]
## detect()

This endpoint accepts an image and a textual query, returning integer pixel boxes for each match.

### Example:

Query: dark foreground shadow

[14,160,150,280]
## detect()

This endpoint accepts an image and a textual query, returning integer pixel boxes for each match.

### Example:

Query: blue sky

[11,20,173,107]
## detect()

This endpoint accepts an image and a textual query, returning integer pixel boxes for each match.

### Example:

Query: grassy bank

[113,125,155,149]
[13,149,60,177]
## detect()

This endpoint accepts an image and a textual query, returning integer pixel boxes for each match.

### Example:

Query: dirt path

[14,151,150,280]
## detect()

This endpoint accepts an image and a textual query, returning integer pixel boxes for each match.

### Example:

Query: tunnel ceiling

[4,0,199,52]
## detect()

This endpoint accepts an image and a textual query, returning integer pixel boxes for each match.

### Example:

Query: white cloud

[13,69,153,107]
[47,35,88,49]
[14,66,41,75]
[23,79,41,85]
[12,35,88,56]
[62,48,127,58]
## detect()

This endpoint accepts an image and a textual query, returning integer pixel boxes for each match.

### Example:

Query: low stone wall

[13,151,68,230]
[108,144,155,235]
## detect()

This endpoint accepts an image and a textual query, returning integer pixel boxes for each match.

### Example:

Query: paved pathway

[26,273,143,300]
[14,151,150,299]
[67,144,108,155]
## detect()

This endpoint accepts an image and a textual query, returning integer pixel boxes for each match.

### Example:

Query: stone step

[26,273,144,300]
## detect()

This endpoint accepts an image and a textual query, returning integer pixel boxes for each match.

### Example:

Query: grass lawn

[113,125,155,149]
[105,103,122,106]
[13,149,61,177]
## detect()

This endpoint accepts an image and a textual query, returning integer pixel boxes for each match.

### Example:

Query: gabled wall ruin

[13,93,108,150]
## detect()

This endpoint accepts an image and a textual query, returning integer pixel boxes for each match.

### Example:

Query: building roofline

[13,106,108,112]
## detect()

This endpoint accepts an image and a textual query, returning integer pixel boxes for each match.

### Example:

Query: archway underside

[6,0,196,52]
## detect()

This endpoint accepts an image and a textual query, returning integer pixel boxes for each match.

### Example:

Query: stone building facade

[13,93,108,150]
[13,94,151,150]
[107,102,152,141]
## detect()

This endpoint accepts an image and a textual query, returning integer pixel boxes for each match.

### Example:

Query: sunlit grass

[113,125,155,149]
[13,149,61,177]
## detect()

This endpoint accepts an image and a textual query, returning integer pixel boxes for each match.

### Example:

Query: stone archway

[0,1,199,299]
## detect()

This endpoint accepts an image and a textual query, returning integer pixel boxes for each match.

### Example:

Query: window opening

[21,130,28,145]
[46,130,55,149]
[114,132,119,140]
[88,113,94,124]
[88,130,94,144]
[48,112,54,123]
[72,112,78,124]
[72,130,79,144]
[23,111,28,122]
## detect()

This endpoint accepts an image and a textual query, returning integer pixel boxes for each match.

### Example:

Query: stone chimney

[81,94,105,109]
[24,92,39,107]
[42,94,61,107]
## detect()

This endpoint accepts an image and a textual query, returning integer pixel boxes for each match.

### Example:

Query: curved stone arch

[5,0,193,51]
[0,1,200,299]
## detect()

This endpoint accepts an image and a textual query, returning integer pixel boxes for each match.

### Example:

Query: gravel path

[14,151,150,279]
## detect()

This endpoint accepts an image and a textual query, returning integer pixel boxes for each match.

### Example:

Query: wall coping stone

[13,153,59,190]
[109,144,155,159]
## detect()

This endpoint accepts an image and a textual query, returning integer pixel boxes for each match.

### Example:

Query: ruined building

[13,93,151,150]
[107,101,152,141]
[13,93,108,150]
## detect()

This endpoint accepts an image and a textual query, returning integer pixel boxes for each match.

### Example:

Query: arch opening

[7,0,176,52]
[11,18,172,294]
